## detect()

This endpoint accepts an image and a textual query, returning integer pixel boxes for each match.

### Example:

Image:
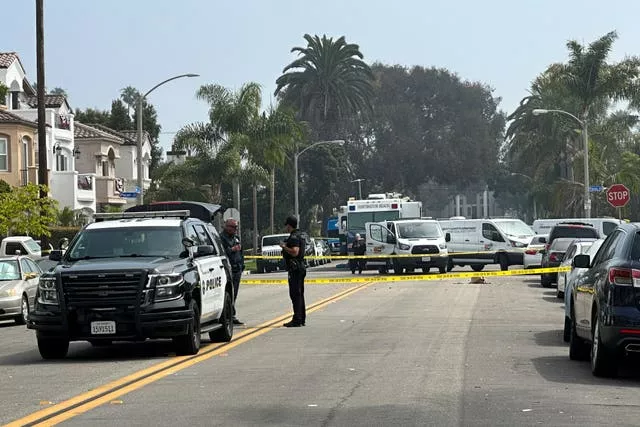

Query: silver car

[0,256,42,325]
[523,234,548,268]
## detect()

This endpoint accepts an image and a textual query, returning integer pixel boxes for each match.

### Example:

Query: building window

[0,138,8,171]
[102,161,109,176]
[56,154,68,171]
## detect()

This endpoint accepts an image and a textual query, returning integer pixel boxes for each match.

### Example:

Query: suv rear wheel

[591,313,617,377]
[210,288,233,342]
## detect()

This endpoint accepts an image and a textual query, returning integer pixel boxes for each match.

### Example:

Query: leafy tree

[57,206,76,226]
[0,184,58,236]
[120,86,140,116]
[275,34,374,138]
[49,87,67,97]
[74,108,111,125]
[109,99,132,130]
[0,83,8,104]
[0,179,11,194]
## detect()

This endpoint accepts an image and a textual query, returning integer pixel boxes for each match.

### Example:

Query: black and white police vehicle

[28,206,234,359]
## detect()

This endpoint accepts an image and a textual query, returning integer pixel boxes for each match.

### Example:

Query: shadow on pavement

[0,321,22,329]
[0,339,183,366]
[532,355,640,385]
[534,329,565,347]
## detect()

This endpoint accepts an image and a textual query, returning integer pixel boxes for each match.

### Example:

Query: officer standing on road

[350,233,366,274]
[279,215,306,327]
[221,218,244,325]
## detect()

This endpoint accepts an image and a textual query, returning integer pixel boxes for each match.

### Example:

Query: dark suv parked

[570,222,640,377]
[540,222,600,287]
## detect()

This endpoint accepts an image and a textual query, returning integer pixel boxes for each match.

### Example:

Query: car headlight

[37,277,58,305]
[398,243,410,250]
[2,288,19,297]
[148,273,184,301]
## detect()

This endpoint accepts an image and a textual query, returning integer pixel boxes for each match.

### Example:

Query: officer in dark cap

[279,215,306,327]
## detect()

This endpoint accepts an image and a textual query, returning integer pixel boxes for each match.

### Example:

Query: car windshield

[24,239,41,252]
[495,221,534,238]
[550,239,574,251]
[0,260,20,280]
[262,236,287,246]
[551,226,599,240]
[66,226,185,260]
[397,222,442,239]
[529,235,548,246]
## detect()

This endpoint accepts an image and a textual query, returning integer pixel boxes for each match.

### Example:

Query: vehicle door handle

[465,239,470,242]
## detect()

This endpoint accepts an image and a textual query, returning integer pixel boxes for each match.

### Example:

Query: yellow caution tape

[241,266,569,285]
[245,250,524,260]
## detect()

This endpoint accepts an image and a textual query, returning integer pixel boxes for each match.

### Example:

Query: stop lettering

[606,184,630,208]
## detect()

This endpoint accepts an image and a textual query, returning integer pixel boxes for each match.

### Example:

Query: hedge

[41,226,82,250]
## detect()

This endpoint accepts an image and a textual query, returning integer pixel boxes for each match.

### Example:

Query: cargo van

[531,218,623,237]
[438,218,535,271]
[364,219,450,274]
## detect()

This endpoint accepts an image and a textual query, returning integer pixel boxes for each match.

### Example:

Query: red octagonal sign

[606,184,631,208]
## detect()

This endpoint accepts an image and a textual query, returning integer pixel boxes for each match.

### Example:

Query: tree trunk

[269,168,275,234]
[252,184,258,255]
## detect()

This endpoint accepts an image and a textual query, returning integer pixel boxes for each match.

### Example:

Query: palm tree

[275,34,374,133]
[120,86,141,117]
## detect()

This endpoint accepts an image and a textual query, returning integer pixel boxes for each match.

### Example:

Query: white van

[438,218,535,271]
[364,219,450,274]
[531,218,622,237]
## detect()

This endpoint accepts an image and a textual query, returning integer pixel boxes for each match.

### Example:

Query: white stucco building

[0,51,96,214]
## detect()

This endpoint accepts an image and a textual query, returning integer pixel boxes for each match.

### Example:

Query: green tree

[49,87,67,97]
[120,86,140,116]
[57,206,76,226]
[109,99,132,130]
[0,83,8,105]
[0,179,11,194]
[275,34,374,136]
[74,108,110,125]
[0,184,58,236]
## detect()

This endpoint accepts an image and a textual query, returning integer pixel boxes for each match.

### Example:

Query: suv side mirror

[573,254,590,269]
[49,250,63,261]
[445,232,451,243]
[387,234,397,244]
[195,245,215,257]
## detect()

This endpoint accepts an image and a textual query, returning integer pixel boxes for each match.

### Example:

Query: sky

[4,0,640,156]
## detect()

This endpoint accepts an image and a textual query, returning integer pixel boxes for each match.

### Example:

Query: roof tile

[0,110,37,128]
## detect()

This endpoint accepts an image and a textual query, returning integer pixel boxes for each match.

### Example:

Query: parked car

[562,238,605,342]
[557,239,598,298]
[569,222,640,377]
[540,238,577,287]
[540,223,600,287]
[523,234,548,269]
[0,256,43,325]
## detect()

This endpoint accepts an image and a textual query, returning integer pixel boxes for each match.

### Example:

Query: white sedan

[557,238,603,298]
[523,234,548,269]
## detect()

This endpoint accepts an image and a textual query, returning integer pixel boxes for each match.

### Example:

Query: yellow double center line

[4,280,378,427]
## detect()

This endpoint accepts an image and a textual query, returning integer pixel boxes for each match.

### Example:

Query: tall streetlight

[351,178,365,199]
[136,73,199,205]
[532,108,590,218]
[294,139,345,221]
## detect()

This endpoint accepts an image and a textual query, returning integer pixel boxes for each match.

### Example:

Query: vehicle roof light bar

[93,210,191,222]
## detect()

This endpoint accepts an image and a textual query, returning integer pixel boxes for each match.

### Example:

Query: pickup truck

[0,236,42,259]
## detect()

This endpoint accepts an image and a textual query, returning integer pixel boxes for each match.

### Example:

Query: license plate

[422,256,431,262]
[91,321,116,335]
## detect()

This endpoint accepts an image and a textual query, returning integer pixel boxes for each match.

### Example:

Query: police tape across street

[243,250,526,260]
[240,266,570,285]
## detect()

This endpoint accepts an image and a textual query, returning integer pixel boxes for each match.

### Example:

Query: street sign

[589,185,604,192]
[119,192,139,198]
[606,184,630,208]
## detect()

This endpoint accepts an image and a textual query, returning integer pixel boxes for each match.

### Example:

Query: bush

[41,226,82,249]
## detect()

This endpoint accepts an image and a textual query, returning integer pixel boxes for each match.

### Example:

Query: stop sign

[606,184,631,208]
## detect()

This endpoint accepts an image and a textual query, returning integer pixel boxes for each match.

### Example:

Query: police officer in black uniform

[279,215,306,327]
[220,218,244,325]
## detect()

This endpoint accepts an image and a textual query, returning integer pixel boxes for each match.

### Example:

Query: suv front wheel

[174,300,201,356]
[37,334,69,360]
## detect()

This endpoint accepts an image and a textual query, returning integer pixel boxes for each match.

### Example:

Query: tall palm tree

[275,34,374,131]
[120,86,141,117]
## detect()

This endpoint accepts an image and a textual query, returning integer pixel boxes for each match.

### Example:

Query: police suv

[28,208,235,359]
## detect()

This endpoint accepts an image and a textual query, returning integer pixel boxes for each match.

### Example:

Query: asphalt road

[2,262,640,426]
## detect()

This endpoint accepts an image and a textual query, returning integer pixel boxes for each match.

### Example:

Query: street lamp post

[294,140,345,221]
[351,178,365,199]
[532,109,590,218]
[136,73,199,205]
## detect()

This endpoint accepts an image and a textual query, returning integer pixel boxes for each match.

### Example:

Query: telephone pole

[36,0,48,198]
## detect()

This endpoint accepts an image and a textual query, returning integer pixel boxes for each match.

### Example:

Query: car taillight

[549,252,562,262]
[608,268,640,286]
[525,249,537,255]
